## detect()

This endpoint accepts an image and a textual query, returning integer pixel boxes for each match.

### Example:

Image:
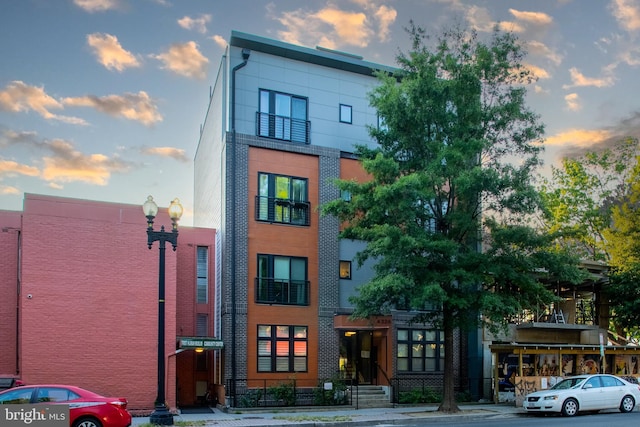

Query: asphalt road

[388,410,640,427]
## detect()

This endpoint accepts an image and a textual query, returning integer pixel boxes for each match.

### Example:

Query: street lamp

[143,195,183,426]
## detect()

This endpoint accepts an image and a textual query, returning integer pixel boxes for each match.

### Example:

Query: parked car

[0,384,131,427]
[523,374,640,416]
[0,377,24,390]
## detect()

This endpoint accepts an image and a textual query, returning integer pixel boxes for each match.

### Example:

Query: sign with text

[178,337,223,350]
[0,405,68,426]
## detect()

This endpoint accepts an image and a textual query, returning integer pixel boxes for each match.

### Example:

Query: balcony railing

[255,277,310,306]
[255,196,311,226]
[256,112,310,144]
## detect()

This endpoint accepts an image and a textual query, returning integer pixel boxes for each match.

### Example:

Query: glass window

[0,387,33,404]
[258,89,308,143]
[397,328,444,372]
[340,104,352,124]
[339,261,351,279]
[256,173,310,226]
[196,246,208,303]
[257,325,308,372]
[196,314,207,336]
[256,254,308,306]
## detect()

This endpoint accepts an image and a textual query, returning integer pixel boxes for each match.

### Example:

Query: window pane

[293,357,307,372]
[294,341,307,356]
[340,104,352,123]
[258,357,271,372]
[425,344,436,357]
[274,258,290,280]
[294,326,307,338]
[425,359,436,371]
[291,98,306,120]
[424,331,436,341]
[339,261,351,279]
[412,358,423,372]
[412,344,423,357]
[258,325,271,338]
[276,341,289,356]
[412,330,424,341]
[290,258,305,281]
[275,176,290,200]
[276,325,289,338]
[275,93,291,117]
[276,357,289,372]
[291,179,306,201]
[397,343,408,358]
[196,314,207,336]
[258,341,271,356]
[397,330,408,341]
[397,358,408,371]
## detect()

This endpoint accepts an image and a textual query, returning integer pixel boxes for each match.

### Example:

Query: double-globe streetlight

[143,196,183,426]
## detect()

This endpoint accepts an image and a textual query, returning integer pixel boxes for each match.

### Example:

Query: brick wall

[0,210,21,376]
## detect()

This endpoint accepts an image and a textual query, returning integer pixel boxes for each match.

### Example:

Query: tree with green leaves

[538,137,638,262]
[322,23,584,413]
[603,149,640,338]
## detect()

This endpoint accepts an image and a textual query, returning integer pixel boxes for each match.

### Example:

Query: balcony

[255,196,311,226]
[256,112,310,144]
[255,277,310,306]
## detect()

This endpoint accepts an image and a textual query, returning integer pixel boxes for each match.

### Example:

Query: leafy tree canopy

[322,22,585,412]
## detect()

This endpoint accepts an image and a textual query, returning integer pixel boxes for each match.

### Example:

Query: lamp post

[143,195,183,426]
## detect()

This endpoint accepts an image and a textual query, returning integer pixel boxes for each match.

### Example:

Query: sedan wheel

[561,398,579,417]
[73,418,102,427]
[620,395,635,413]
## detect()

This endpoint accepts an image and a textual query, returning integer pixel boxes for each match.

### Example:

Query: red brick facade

[0,194,216,412]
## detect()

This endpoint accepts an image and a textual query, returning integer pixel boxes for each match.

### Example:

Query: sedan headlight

[543,395,558,400]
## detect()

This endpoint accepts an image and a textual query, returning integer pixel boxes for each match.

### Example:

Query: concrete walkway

[131,403,525,426]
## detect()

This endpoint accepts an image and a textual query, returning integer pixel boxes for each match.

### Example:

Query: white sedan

[523,374,640,416]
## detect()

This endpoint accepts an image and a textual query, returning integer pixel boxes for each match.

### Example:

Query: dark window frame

[257,324,308,373]
[397,329,444,372]
[339,260,352,280]
[257,89,310,143]
[256,254,310,306]
[256,172,310,226]
[339,104,352,124]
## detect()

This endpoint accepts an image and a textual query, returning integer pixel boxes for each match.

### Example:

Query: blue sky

[1,0,640,225]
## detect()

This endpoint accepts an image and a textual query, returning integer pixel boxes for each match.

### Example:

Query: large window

[197,246,208,303]
[397,329,444,372]
[256,172,310,226]
[258,89,309,143]
[258,325,308,372]
[256,254,309,305]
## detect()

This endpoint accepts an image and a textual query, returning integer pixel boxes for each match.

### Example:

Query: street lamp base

[149,403,174,425]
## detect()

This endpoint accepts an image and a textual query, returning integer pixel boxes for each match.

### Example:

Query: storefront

[490,343,640,406]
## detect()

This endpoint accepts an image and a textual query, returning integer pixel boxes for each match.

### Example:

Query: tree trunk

[438,306,460,413]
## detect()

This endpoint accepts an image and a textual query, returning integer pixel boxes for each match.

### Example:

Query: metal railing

[256,112,310,144]
[226,377,353,408]
[255,196,311,226]
[254,277,310,305]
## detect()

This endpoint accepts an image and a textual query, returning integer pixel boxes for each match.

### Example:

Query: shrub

[267,381,296,406]
[314,377,349,405]
[398,388,442,404]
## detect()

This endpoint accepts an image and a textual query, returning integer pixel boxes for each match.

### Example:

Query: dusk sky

[2,0,640,225]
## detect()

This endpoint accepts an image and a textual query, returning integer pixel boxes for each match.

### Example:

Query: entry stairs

[351,385,392,408]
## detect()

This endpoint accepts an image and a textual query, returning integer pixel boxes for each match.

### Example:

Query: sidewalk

[131,403,525,426]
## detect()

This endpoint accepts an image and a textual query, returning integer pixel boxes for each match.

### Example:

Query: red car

[0,384,131,427]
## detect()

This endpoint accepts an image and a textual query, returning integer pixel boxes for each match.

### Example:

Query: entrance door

[339,331,374,385]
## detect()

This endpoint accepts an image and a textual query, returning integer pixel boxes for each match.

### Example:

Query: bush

[398,388,442,404]
[456,390,474,402]
[238,388,262,408]
[267,381,296,406]
[314,377,349,405]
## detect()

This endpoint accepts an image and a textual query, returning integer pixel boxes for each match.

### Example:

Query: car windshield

[550,377,586,390]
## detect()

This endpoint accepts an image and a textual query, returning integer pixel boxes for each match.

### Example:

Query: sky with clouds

[2,0,640,224]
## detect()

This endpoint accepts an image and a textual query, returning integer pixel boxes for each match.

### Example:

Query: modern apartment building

[194,31,477,405]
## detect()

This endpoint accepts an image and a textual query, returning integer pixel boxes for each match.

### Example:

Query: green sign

[179,337,224,350]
